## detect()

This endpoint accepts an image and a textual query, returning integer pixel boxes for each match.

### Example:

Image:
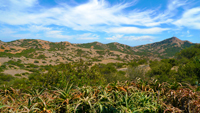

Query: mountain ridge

[0,37,196,59]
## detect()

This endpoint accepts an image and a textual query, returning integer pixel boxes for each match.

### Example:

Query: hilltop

[77,37,195,58]
[131,37,194,58]
[0,37,195,61]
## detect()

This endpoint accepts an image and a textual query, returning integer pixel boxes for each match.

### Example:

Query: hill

[0,37,195,61]
[76,37,195,58]
[131,37,194,58]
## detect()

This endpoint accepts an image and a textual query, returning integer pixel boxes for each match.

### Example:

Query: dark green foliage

[0,73,15,85]
[137,59,147,65]
[161,58,178,67]
[26,63,39,68]
[4,50,11,52]
[128,61,139,67]
[96,50,106,55]
[177,58,200,84]
[27,62,106,88]
[91,57,102,61]
[106,43,133,54]
[37,54,47,59]
[0,48,36,58]
[34,60,39,63]
[147,60,173,82]
[0,65,6,72]
[145,44,200,84]
[133,37,194,58]
[177,44,200,60]
[91,63,117,75]
[10,48,15,50]
[4,60,25,69]
[1,45,5,49]
[49,42,66,51]
[76,49,85,57]
[15,74,21,77]
[77,42,106,50]
[175,44,200,84]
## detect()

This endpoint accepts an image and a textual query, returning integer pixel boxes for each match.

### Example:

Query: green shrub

[34,60,39,63]
[15,74,21,77]
[37,54,47,59]
[1,45,5,49]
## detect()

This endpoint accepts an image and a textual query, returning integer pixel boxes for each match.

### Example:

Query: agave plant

[54,83,74,112]
[164,87,200,112]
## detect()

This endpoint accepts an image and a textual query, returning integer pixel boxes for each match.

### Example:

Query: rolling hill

[0,37,195,59]
[77,37,195,58]
[131,37,194,58]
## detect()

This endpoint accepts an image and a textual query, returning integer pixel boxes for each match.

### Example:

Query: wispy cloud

[105,34,123,40]
[107,27,169,34]
[20,25,52,32]
[180,30,193,37]
[123,36,155,42]
[173,7,200,29]
[106,35,155,42]
[0,28,16,35]
[76,33,99,40]
[45,30,73,39]
[0,0,171,33]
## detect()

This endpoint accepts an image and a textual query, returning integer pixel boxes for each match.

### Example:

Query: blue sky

[0,0,200,46]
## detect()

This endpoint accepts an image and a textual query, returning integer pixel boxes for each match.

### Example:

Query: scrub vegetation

[0,39,200,112]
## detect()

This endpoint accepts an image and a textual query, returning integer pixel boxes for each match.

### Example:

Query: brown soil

[3,69,30,76]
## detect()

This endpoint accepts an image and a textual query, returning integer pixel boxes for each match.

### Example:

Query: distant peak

[171,36,180,40]
[168,37,182,42]
[113,42,119,45]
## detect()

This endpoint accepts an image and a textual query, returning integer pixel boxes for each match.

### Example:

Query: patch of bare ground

[0,57,11,64]
[171,66,178,72]
[158,48,165,53]
[3,69,30,76]
[92,59,123,66]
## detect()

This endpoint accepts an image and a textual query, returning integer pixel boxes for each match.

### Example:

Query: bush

[1,45,5,49]
[15,74,21,77]
[37,54,47,59]
[34,60,39,63]
[0,73,15,85]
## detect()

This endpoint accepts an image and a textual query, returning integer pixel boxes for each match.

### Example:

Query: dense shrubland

[0,44,200,112]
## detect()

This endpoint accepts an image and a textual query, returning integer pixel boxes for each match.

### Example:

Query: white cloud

[76,33,99,40]
[107,27,169,34]
[0,28,16,34]
[45,30,73,39]
[1,0,37,10]
[20,25,52,32]
[11,34,34,39]
[45,31,99,40]
[181,30,193,37]
[123,36,155,42]
[167,0,188,13]
[105,34,123,40]
[105,35,155,42]
[153,0,188,25]
[173,7,200,29]
[0,0,197,41]
[0,0,172,33]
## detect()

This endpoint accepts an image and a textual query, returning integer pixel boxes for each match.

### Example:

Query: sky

[0,0,200,46]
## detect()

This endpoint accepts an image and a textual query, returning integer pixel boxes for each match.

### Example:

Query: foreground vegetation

[0,44,200,112]
[1,79,200,112]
